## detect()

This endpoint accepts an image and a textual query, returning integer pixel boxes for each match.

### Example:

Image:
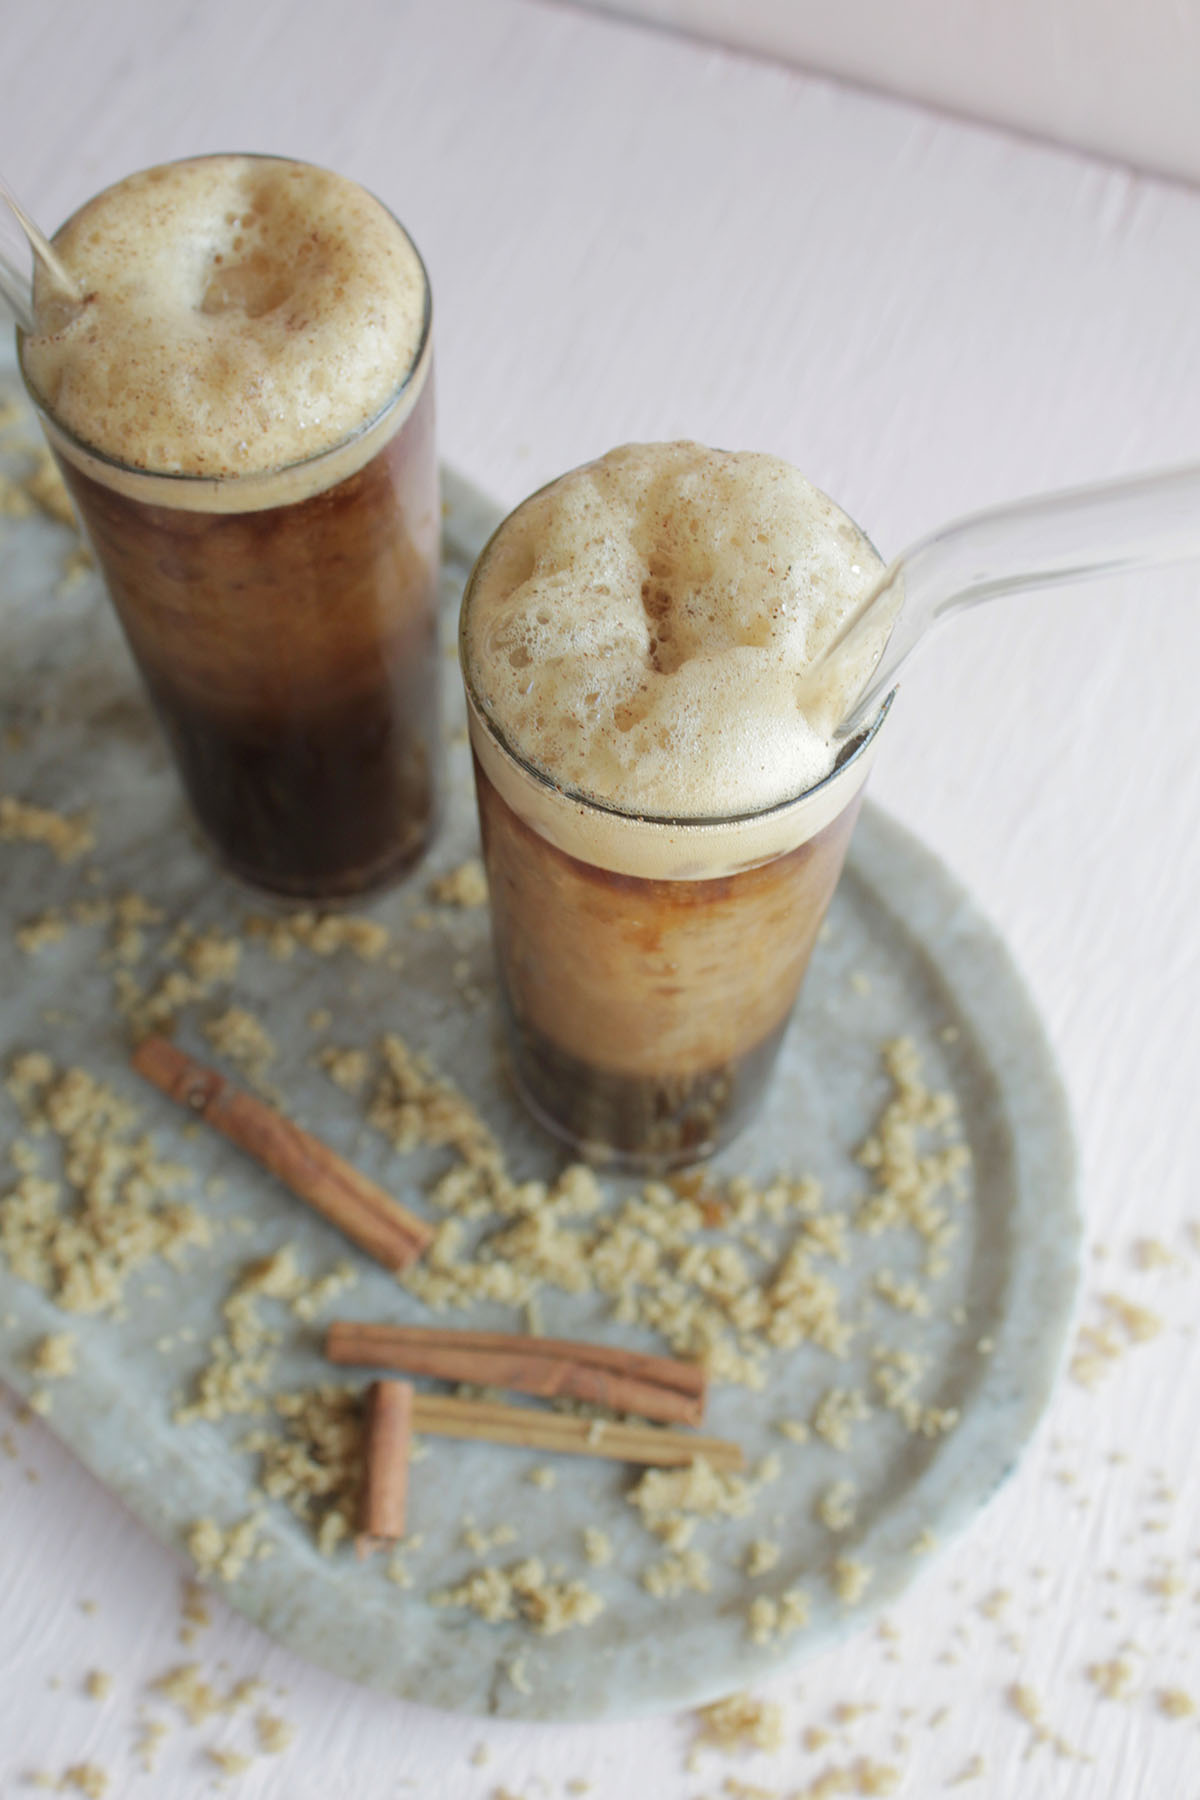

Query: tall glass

[461,571,888,1172]
[18,164,440,902]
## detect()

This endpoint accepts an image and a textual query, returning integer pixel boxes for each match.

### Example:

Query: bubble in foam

[464,442,889,818]
[21,156,427,479]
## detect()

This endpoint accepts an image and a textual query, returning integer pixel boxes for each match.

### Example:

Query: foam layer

[21,156,428,482]
[462,442,889,823]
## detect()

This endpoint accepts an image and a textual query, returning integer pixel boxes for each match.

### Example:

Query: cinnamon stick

[357,1378,413,1555]
[132,1035,432,1271]
[409,1392,742,1470]
[326,1320,706,1426]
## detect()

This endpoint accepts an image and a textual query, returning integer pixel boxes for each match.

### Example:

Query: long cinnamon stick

[409,1392,742,1470]
[357,1378,413,1555]
[132,1035,432,1271]
[326,1320,706,1426]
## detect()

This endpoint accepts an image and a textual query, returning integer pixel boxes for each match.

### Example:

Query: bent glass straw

[0,173,81,333]
[807,462,1200,738]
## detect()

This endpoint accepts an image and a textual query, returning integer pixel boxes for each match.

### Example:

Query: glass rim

[464,679,891,831]
[16,151,433,490]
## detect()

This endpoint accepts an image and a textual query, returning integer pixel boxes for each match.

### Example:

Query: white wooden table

[3,2,1200,1793]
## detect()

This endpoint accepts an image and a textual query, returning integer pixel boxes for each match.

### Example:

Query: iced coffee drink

[19,156,439,900]
[460,443,890,1169]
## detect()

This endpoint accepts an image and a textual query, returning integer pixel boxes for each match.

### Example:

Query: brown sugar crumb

[642,1547,711,1596]
[747,1586,810,1645]
[186,1512,268,1585]
[307,1008,333,1034]
[28,1332,76,1378]
[430,858,488,908]
[832,1556,872,1606]
[180,929,241,986]
[872,1269,931,1317]
[152,1662,263,1726]
[1,1053,208,1313]
[244,910,390,963]
[206,1748,254,1778]
[527,1464,557,1490]
[318,1046,370,1092]
[430,1557,604,1635]
[947,1756,986,1786]
[83,1669,112,1702]
[1085,1655,1137,1701]
[1157,1686,1197,1720]
[254,1710,295,1753]
[0,794,94,863]
[582,1527,613,1566]
[58,1766,110,1799]
[203,1007,276,1086]
[16,910,69,954]
[1005,1683,1082,1759]
[179,1577,212,1643]
[812,1387,871,1451]
[693,1690,785,1755]
[627,1458,761,1547]
[1071,1292,1165,1387]
[854,1037,970,1254]
[817,1481,857,1533]
[745,1537,781,1577]
[241,1383,363,1554]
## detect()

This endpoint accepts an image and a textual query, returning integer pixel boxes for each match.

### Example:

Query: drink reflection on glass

[19,155,440,901]
[460,442,892,1172]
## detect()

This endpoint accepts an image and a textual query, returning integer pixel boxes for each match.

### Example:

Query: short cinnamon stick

[132,1035,433,1271]
[409,1392,742,1470]
[326,1320,706,1426]
[358,1378,413,1554]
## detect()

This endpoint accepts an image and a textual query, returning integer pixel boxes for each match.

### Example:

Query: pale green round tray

[0,373,1079,1720]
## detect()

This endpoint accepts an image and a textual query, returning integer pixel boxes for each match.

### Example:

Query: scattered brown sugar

[177,928,241,986]
[244,910,390,962]
[747,1586,810,1645]
[627,1457,766,1547]
[1157,1686,1197,1720]
[430,858,489,908]
[1071,1292,1165,1387]
[812,1387,871,1451]
[745,1537,781,1577]
[642,1547,711,1596]
[947,1756,986,1786]
[319,1046,371,1092]
[206,1747,254,1777]
[582,1526,613,1566]
[832,1557,872,1606]
[151,1662,263,1726]
[83,1669,112,1702]
[56,1766,110,1799]
[16,910,69,954]
[186,1512,269,1584]
[242,1383,363,1555]
[0,795,94,863]
[203,1007,277,1086]
[692,1690,785,1755]
[1,1053,209,1312]
[179,1577,212,1644]
[1084,1655,1137,1701]
[817,1481,857,1533]
[27,1332,76,1378]
[431,1557,605,1635]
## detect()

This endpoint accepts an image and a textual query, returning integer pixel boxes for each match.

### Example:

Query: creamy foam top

[463,442,888,819]
[21,156,427,479]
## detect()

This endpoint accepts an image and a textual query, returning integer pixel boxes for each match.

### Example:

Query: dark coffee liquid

[55,373,440,900]
[475,757,862,1170]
